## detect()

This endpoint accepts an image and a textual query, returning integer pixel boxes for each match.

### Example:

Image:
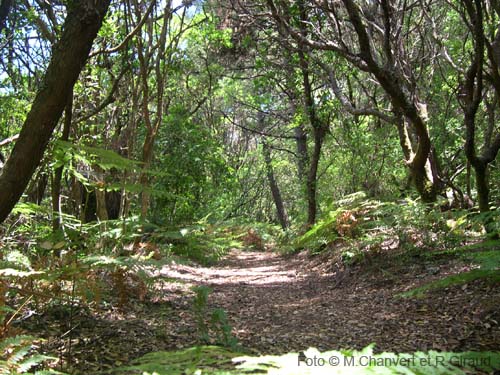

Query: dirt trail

[160,249,500,354]
[23,248,500,373]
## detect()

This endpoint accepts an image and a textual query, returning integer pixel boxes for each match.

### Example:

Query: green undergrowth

[105,346,241,375]
[106,344,500,375]
[401,239,500,297]
[426,239,500,257]
[291,192,491,256]
[151,224,241,265]
[290,192,500,297]
[401,269,500,298]
[150,220,281,265]
[192,286,239,350]
[0,335,65,375]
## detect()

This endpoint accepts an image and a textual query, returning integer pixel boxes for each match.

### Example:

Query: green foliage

[292,192,480,255]
[210,308,239,350]
[401,240,500,297]
[192,286,212,344]
[4,3,500,374]
[234,346,500,374]
[51,140,139,186]
[152,222,243,265]
[107,345,500,375]
[150,106,234,224]
[291,194,500,295]
[292,192,370,253]
[0,214,170,321]
[463,248,500,270]
[191,286,239,350]
[0,336,64,375]
[400,269,500,298]
[293,214,339,253]
[108,346,242,375]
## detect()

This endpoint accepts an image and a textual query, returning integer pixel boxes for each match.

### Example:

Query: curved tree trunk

[460,0,500,237]
[0,0,111,224]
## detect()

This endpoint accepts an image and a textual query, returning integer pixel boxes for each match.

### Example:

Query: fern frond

[17,354,55,373]
[0,336,35,353]
[8,345,32,365]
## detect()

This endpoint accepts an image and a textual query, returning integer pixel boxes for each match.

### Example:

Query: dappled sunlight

[3,0,500,373]
[159,251,300,286]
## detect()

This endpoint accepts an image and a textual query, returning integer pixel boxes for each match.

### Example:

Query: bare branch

[0,134,19,148]
[89,1,156,57]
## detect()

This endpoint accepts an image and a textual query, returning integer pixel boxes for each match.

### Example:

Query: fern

[191,287,239,349]
[402,240,500,297]
[293,209,341,252]
[108,345,500,375]
[53,141,139,173]
[109,346,242,375]
[210,308,239,350]
[0,336,64,375]
[235,346,500,374]
[192,286,213,344]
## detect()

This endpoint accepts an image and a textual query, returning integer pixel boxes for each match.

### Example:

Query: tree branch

[89,0,156,57]
[0,134,19,148]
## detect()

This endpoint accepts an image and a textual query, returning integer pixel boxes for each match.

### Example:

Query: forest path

[25,248,500,374]
[159,248,500,355]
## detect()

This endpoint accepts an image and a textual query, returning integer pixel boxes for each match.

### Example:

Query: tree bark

[26,170,48,205]
[307,128,325,226]
[134,3,174,219]
[95,189,109,221]
[139,132,155,219]
[262,141,289,230]
[459,0,500,237]
[297,0,327,226]
[0,0,111,224]
[52,92,73,231]
[341,0,437,201]
[294,124,308,184]
[474,163,489,213]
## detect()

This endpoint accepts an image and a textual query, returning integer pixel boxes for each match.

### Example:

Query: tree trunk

[95,189,109,221]
[0,0,111,224]
[139,132,155,219]
[25,169,48,205]
[472,161,498,237]
[298,55,326,226]
[474,163,490,213]
[340,0,438,202]
[307,129,325,226]
[262,142,289,230]
[52,92,73,231]
[294,124,308,183]
[296,0,327,226]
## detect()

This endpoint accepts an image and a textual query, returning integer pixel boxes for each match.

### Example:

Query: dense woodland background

[1,0,500,227]
[0,0,500,374]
